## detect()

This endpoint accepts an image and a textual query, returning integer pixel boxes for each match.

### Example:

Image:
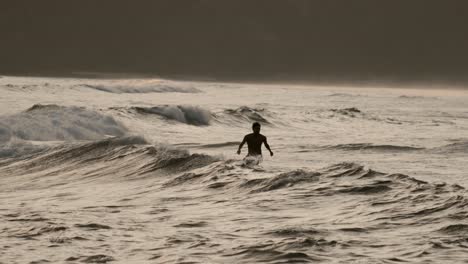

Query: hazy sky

[1,1,468,84]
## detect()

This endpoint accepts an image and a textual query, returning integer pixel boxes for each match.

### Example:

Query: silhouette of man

[237,122,274,157]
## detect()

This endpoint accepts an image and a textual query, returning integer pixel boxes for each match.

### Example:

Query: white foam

[0,137,47,158]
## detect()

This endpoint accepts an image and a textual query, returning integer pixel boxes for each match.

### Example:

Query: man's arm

[264,137,274,156]
[237,136,247,155]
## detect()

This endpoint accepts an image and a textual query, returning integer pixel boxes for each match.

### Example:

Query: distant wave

[325,107,404,124]
[198,141,240,148]
[217,106,271,125]
[398,95,438,100]
[79,80,201,94]
[327,93,362,97]
[323,143,424,152]
[329,107,362,117]
[1,83,42,91]
[130,105,212,126]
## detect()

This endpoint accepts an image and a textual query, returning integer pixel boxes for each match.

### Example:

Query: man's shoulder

[245,133,266,139]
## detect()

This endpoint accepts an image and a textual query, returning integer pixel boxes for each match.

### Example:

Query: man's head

[252,122,261,134]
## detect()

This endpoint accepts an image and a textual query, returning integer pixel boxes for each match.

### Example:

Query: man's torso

[245,133,265,156]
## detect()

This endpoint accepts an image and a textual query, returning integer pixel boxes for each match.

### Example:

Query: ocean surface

[1,76,468,263]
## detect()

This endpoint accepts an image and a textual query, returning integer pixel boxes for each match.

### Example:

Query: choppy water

[1,76,468,263]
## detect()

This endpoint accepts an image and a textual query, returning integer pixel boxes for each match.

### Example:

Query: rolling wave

[0,104,127,142]
[1,136,218,183]
[0,104,128,158]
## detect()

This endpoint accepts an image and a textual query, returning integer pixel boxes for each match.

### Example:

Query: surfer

[237,122,274,157]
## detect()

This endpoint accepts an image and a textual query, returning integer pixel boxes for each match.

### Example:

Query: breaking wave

[0,104,129,158]
[0,104,127,142]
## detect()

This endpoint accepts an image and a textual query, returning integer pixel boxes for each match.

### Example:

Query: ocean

[1,76,468,263]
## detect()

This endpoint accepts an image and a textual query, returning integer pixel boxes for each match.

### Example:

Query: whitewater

[1,76,468,263]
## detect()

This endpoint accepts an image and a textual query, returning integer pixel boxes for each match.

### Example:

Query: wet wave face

[130,105,212,126]
[113,105,273,127]
[2,139,468,263]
